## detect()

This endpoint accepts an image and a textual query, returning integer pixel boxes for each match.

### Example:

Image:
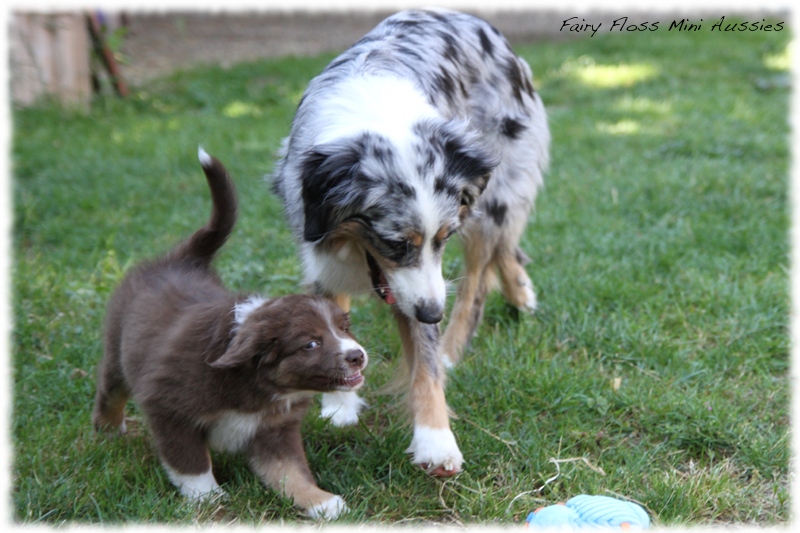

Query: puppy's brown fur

[92,150,366,519]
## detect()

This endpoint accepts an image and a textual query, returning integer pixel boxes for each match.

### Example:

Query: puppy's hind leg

[92,343,130,434]
[92,386,130,434]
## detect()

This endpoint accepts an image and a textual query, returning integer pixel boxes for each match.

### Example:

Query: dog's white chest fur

[207,411,265,453]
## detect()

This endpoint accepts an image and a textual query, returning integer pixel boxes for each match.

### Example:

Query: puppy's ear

[300,140,365,243]
[208,329,277,370]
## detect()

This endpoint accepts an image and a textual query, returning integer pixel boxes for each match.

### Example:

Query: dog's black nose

[345,349,365,369]
[415,302,444,324]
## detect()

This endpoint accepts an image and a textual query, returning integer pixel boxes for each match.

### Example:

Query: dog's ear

[446,140,496,211]
[300,141,365,242]
[441,124,499,210]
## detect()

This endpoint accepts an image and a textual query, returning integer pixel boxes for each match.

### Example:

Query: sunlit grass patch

[763,42,792,70]
[596,119,641,135]
[561,56,659,88]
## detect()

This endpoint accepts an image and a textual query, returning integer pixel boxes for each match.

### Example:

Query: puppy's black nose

[415,302,443,324]
[345,349,365,369]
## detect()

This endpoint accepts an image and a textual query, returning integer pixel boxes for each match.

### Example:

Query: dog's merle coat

[272,8,549,476]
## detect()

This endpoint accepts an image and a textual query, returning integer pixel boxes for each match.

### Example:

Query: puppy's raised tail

[169,147,238,265]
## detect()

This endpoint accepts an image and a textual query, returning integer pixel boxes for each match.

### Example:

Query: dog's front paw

[406,425,464,477]
[307,495,348,520]
[320,391,367,427]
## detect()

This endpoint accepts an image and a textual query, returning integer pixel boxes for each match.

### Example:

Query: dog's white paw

[518,277,537,313]
[320,391,367,427]
[441,353,455,370]
[406,425,464,476]
[307,495,348,520]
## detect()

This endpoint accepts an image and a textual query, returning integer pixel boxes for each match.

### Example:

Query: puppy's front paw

[164,465,224,501]
[406,426,464,477]
[320,391,367,427]
[307,495,348,520]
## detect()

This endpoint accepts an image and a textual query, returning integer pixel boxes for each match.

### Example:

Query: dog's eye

[304,341,320,350]
[433,225,457,251]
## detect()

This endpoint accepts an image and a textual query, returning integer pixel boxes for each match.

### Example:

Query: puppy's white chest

[207,411,264,453]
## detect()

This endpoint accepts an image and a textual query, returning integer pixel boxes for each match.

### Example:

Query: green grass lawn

[11,17,790,526]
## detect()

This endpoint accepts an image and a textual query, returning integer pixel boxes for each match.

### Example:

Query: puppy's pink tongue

[380,272,396,305]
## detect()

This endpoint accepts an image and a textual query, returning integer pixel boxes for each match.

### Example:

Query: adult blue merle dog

[272,8,549,477]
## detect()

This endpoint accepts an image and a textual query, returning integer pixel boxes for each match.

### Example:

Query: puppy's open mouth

[337,371,364,388]
[366,252,396,305]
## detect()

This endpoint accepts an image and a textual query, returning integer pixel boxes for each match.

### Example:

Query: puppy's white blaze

[337,336,367,364]
[197,146,212,167]
[307,495,348,520]
[320,391,367,427]
[406,426,464,472]
[311,297,369,370]
[163,464,222,500]
[233,295,267,326]
[207,411,264,452]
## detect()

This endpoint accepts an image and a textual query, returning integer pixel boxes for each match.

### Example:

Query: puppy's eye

[304,341,320,350]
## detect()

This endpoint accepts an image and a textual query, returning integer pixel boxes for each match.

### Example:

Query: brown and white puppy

[92,148,366,519]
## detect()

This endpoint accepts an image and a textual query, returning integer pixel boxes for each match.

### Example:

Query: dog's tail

[170,147,238,265]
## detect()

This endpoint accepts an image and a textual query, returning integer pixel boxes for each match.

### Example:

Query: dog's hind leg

[440,225,497,367]
[496,244,537,312]
[395,308,463,476]
[492,205,537,313]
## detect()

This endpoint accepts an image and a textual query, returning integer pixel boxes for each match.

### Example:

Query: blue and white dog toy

[526,495,650,530]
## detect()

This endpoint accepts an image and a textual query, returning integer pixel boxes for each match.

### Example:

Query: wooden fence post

[10,12,92,109]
